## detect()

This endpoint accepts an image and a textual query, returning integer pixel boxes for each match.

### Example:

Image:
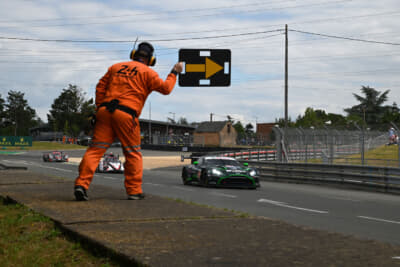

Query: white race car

[96,153,124,173]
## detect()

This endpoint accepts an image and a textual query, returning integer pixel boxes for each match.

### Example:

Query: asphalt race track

[1,149,400,245]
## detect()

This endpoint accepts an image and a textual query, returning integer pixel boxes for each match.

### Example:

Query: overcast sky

[0,0,399,126]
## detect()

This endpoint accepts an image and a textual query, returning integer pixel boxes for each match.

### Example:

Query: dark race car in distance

[42,151,69,162]
[181,155,260,189]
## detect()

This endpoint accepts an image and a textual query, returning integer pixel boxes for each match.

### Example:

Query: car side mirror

[193,161,199,165]
[243,163,249,167]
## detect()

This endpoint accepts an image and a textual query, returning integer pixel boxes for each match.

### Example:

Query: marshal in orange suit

[74,42,183,201]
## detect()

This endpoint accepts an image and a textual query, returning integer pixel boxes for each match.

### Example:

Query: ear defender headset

[130,42,156,66]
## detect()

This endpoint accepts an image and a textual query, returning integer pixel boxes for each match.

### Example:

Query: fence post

[353,122,365,165]
[361,128,365,166]
[310,127,316,160]
[273,126,284,162]
[390,122,400,168]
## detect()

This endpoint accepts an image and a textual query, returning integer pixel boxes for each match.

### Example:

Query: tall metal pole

[284,24,288,128]
[149,102,152,144]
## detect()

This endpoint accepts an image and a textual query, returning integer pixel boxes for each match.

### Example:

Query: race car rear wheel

[200,170,209,186]
[182,168,190,185]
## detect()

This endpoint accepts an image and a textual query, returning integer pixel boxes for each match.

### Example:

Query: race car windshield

[205,159,241,167]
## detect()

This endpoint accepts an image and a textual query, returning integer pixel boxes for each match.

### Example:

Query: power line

[290,29,400,46]
[0,29,284,43]
[0,0,298,24]
[0,0,351,28]
[137,10,400,39]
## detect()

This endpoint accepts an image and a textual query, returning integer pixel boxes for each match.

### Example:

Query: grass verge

[304,145,399,167]
[335,144,399,167]
[2,141,85,151]
[0,197,118,267]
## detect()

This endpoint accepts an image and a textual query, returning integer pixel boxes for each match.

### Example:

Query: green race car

[181,155,260,189]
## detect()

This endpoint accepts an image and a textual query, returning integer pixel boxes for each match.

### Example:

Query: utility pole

[210,113,214,122]
[149,102,152,144]
[284,24,288,128]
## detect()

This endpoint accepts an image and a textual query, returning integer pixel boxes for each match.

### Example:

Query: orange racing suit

[75,60,177,195]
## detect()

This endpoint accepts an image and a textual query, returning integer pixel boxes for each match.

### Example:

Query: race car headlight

[211,168,223,176]
[249,169,257,177]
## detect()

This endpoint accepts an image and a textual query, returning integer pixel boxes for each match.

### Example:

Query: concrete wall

[194,132,219,146]
[219,123,237,147]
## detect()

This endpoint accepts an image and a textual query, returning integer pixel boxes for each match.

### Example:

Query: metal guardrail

[243,161,400,194]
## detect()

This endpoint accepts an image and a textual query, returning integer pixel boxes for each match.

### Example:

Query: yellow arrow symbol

[186,57,223,79]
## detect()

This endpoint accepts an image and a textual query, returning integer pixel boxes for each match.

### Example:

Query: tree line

[234,86,399,141]
[275,86,399,131]
[0,85,398,137]
[0,84,95,136]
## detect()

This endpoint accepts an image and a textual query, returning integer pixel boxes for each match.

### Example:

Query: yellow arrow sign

[186,57,223,79]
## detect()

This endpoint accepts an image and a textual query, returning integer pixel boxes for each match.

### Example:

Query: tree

[233,121,245,136]
[295,108,327,128]
[293,107,348,129]
[79,98,96,135]
[344,86,390,128]
[245,123,254,135]
[382,102,400,125]
[177,117,189,125]
[326,113,347,127]
[48,84,95,136]
[3,90,38,135]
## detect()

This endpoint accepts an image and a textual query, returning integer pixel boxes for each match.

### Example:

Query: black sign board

[179,49,231,87]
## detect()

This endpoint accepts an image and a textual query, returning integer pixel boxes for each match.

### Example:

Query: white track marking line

[2,160,73,173]
[143,182,165,187]
[40,165,73,172]
[103,176,118,180]
[358,216,400,225]
[393,256,400,260]
[323,196,362,202]
[209,192,237,198]
[171,185,194,192]
[2,159,27,164]
[258,198,328,214]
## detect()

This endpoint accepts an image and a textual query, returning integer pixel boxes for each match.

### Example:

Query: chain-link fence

[211,126,399,167]
[273,126,399,166]
[149,134,205,147]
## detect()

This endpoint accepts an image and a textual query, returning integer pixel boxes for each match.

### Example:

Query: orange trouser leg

[111,110,143,195]
[75,108,115,190]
